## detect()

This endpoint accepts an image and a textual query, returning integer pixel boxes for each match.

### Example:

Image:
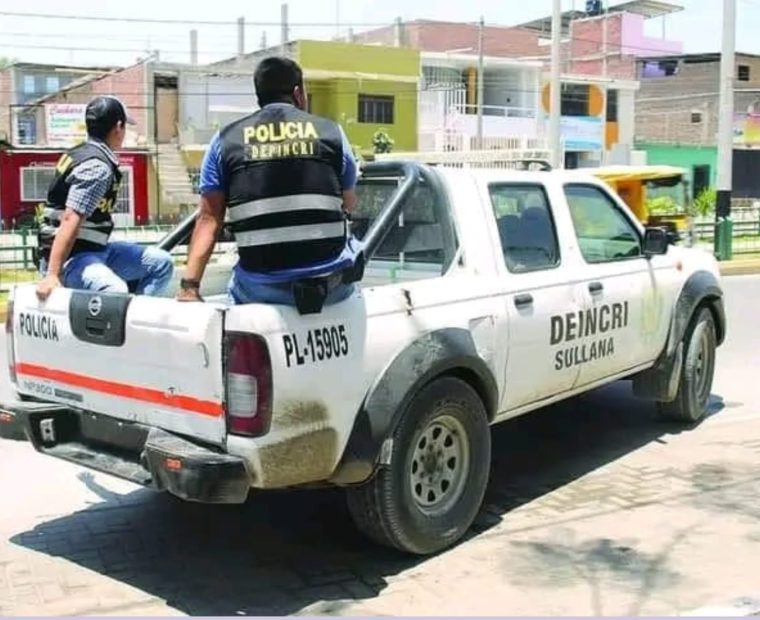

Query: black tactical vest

[217,104,347,272]
[38,140,121,257]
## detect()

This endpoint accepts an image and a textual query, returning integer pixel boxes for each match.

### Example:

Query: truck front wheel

[657,307,717,423]
[346,376,491,555]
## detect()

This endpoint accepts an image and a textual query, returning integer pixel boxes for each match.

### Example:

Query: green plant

[692,187,717,218]
[645,195,680,216]
[372,128,395,154]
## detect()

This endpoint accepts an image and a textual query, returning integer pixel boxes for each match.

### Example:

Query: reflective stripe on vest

[234,221,345,248]
[39,222,111,247]
[228,194,343,222]
[75,226,111,245]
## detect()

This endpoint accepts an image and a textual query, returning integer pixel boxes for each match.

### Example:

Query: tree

[0,56,17,70]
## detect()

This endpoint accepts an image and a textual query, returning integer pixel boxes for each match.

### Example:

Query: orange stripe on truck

[15,363,224,418]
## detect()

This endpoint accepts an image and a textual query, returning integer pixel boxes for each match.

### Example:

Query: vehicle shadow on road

[8,382,725,616]
[473,382,725,532]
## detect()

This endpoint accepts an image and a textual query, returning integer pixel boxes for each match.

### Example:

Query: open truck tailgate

[10,285,228,446]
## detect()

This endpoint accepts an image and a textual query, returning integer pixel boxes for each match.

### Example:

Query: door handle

[588,281,604,294]
[514,293,534,308]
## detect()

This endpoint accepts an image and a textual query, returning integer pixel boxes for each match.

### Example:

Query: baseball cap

[85,95,136,130]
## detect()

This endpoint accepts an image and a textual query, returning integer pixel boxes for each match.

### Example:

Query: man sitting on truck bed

[35,96,174,301]
[177,56,361,307]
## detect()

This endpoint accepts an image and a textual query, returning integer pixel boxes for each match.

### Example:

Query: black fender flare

[329,328,499,485]
[633,269,725,401]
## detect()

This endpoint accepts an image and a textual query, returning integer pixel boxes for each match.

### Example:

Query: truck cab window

[353,178,459,284]
[564,184,642,263]
[488,183,560,273]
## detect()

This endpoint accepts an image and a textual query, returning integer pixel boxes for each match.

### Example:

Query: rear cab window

[352,177,460,285]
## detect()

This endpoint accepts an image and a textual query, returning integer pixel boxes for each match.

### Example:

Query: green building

[181,39,420,168]
[637,143,718,198]
[297,40,419,154]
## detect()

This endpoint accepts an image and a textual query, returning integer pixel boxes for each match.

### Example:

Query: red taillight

[6,298,16,384]
[225,332,272,437]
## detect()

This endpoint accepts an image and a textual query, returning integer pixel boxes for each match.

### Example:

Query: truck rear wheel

[657,307,717,423]
[346,376,491,555]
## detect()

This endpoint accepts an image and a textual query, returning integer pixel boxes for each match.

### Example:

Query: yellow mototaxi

[588,165,693,245]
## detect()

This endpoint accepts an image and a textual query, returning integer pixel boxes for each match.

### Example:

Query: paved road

[1,276,759,616]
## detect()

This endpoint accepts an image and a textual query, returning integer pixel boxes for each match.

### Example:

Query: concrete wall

[620,14,682,56]
[0,68,12,141]
[178,71,254,144]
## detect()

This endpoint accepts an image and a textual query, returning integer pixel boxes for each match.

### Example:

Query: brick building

[635,52,760,198]
[7,61,151,148]
[0,62,117,145]
[353,19,545,58]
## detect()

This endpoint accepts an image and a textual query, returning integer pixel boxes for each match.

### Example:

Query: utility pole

[281,4,289,55]
[716,0,736,260]
[601,0,608,78]
[190,29,198,66]
[477,16,484,149]
[237,17,245,64]
[549,0,563,168]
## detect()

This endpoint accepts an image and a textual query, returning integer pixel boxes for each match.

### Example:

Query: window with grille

[114,168,133,215]
[20,167,56,202]
[358,94,394,124]
[20,166,133,214]
[606,89,618,123]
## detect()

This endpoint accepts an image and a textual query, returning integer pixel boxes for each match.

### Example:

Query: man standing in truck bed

[176,56,360,307]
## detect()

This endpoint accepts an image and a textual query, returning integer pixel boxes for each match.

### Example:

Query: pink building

[516,0,684,79]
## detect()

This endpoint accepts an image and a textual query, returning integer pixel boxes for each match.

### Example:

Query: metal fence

[0,225,235,291]
[2,199,759,292]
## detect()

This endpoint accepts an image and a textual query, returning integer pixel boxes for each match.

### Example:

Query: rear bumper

[0,402,251,504]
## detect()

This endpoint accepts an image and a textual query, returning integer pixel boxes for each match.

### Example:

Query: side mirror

[643,227,669,257]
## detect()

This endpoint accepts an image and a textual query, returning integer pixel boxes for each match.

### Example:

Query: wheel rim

[693,327,714,408]
[409,414,470,516]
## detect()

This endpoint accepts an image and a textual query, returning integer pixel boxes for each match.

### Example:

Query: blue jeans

[40,241,174,296]
[228,267,355,306]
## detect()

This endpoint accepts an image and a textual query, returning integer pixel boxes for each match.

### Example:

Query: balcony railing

[455,104,537,119]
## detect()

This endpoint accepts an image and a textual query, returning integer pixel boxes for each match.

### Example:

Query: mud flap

[632,341,683,402]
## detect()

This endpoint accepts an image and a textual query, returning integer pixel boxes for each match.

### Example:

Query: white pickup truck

[1,161,726,555]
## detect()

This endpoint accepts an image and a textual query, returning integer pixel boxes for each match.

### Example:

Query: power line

[0,31,230,43]
[0,10,394,27]
[0,30,715,63]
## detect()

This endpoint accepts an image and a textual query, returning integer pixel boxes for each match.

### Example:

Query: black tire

[657,307,717,423]
[346,376,491,555]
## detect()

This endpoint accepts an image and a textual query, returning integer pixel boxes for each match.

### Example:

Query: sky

[1,0,760,68]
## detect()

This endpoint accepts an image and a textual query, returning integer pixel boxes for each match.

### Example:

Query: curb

[719,259,760,276]
[683,594,760,616]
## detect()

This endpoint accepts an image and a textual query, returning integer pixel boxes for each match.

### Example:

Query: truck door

[560,182,678,387]
[488,182,584,412]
